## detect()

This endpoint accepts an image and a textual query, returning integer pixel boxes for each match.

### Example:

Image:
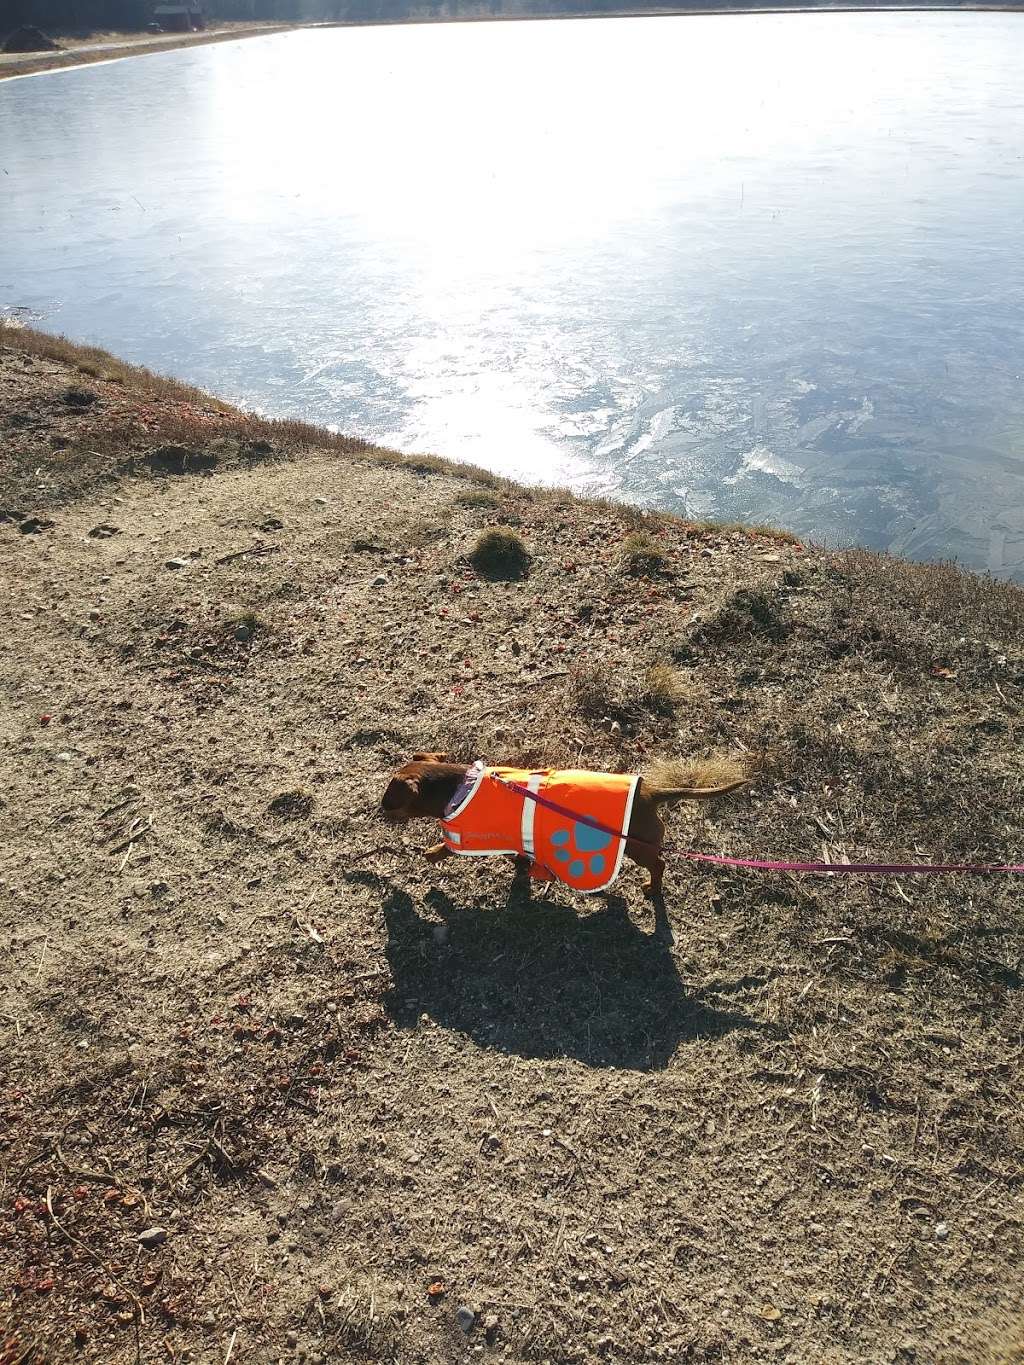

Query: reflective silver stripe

[521,773,543,859]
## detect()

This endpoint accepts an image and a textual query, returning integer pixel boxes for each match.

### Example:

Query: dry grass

[570,662,690,728]
[637,662,688,715]
[837,546,1024,640]
[620,530,669,577]
[569,661,622,723]
[4,324,228,408]
[454,488,503,510]
[687,517,803,545]
[700,585,790,642]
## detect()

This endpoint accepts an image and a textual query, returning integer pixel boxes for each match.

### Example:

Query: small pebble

[935,1222,949,1240]
[371,574,388,587]
[165,558,189,570]
[87,608,100,621]
[313,497,328,506]
[456,1305,475,1334]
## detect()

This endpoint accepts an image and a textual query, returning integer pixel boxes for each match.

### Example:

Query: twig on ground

[33,936,49,981]
[169,1139,213,1187]
[98,791,140,822]
[14,1146,54,1185]
[111,815,153,855]
[295,916,325,945]
[56,1141,120,1187]
[215,543,279,566]
[45,1185,142,1321]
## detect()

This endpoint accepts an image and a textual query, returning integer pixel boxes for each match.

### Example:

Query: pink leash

[676,850,1024,876]
[492,774,1024,877]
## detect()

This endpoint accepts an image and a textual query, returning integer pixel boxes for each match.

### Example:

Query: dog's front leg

[423,842,452,864]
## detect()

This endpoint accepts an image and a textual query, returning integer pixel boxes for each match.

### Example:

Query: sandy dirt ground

[1,330,1023,1363]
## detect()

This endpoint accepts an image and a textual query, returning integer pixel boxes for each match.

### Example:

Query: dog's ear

[381,775,419,812]
[411,751,450,764]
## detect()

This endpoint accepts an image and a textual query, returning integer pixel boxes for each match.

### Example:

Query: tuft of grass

[268,789,314,819]
[398,453,449,477]
[619,502,661,532]
[570,662,619,722]
[571,662,688,726]
[620,531,668,577]
[455,489,502,510]
[701,587,790,642]
[637,663,687,716]
[469,526,529,580]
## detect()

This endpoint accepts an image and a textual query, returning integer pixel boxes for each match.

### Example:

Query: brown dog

[380,752,747,897]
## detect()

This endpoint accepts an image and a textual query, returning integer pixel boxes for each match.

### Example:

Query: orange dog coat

[440,764,639,893]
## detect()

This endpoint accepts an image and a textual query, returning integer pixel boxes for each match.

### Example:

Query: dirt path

[1,331,1023,1362]
[0,23,297,81]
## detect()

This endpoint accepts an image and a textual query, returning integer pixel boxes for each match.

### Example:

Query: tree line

[8,0,751,37]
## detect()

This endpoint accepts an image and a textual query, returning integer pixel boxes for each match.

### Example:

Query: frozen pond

[3,13,1024,574]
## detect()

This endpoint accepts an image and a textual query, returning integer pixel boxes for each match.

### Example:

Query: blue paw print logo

[551,822,612,880]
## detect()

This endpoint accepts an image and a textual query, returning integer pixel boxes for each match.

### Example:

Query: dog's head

[380,753,452,823]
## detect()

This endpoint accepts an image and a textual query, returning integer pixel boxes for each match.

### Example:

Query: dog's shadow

[352,871,761,1071]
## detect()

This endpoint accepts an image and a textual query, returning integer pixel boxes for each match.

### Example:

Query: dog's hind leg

[630,843,665,899]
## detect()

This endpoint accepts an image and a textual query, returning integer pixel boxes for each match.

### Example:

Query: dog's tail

[643,754,751,804]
